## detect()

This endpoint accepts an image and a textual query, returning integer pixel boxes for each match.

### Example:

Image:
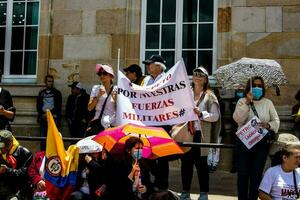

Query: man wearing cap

[36,75,62,150]
[123,64,145,85]
[0,130,32,199]
[141,54,171,191]
[66,81,90,139]
[141,54,167,86]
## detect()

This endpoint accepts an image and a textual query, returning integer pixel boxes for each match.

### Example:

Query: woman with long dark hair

[233,76,280,200]
[103,137,150,200]
[259,144,300,200]
[180,67,221,200]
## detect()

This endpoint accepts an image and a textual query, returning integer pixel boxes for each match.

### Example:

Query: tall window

[140,0,217,75]
[0,0,39,83]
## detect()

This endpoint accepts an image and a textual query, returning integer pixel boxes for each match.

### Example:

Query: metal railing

[15,136,235,148]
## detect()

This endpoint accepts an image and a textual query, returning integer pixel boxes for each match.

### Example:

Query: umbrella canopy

[92,123,184,159]
[76,135,103,154]
[213,57,288,89]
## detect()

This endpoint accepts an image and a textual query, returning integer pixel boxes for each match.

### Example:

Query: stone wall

[216,0,300,170]
[218,0,300,108]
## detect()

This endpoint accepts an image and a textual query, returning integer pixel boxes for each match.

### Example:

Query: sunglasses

[193,71,207,77]
[97,71,109,76]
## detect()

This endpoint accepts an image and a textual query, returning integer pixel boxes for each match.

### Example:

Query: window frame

[140,0,218,75]
[1,0,40,83]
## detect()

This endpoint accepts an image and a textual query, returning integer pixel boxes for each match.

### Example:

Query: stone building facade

[1,0,299,157]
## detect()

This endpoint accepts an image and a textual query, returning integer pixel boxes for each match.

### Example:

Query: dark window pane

[162,0,175,22]
[146,0,160,23]
[198,24,213,48]
[161,25,175,49]
[161,51,174,70]
[0,27,5,50]
[10,51,23,74]
[24,51,36,75]
[11,27,24,50]
[199,0,213,22]
[0,3,6,25]
[26,2,39,25]
[183,0,197,22]
[182,24,196,49]
[0,52,4,74]
[25,27,37,49]
[182,51,196,75]
[13,2,25,25]
[198,50,212,74]
[146,25,159,49]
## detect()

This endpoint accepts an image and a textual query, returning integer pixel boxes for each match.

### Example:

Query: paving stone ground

[169,167,238,200]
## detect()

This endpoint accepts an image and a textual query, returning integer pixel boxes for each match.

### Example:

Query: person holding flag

[44,110,79,200]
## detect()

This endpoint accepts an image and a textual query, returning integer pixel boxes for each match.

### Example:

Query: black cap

[68,81,82,89]
[142,54,166,65]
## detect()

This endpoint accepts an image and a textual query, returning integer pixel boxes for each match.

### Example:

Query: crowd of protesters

[0,55,299,200]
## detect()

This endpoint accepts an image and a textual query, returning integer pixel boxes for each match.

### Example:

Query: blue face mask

[235,91,244,99]
[252,87,263,100]
[133,149,142,160]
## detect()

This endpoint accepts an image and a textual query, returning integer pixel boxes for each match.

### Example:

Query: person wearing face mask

[103,137,150,200]
[233,76,280,200]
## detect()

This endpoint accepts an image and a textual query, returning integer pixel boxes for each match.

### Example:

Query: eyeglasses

[193,71,207,77]
[98,71,109,76]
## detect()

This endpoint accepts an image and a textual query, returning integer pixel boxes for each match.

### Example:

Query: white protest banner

[235,116,269,149]
[116,60,198,126]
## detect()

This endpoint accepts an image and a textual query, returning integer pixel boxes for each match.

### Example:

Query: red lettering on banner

[248,135,261,146]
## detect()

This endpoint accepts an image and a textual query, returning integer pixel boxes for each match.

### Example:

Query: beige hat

[95,64,115,77]
[269,133,300,155]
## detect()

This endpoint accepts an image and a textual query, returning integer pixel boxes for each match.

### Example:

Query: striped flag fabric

[44,110,79,200]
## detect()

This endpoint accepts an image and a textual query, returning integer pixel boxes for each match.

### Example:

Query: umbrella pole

[137,134,141,160]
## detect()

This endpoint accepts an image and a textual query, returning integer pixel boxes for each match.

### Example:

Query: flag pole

[117,48,120,72]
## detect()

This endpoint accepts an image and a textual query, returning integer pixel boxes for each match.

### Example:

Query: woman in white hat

[180,67,221,200]
[86,64,117,136]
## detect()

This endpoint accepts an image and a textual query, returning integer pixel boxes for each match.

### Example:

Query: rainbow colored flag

[44,111,79,200]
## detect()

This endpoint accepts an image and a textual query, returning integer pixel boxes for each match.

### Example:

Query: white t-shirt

[90,85,117,127]
[259,165,300,200]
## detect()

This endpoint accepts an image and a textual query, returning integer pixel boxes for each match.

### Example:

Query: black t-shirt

[0,88,15,130]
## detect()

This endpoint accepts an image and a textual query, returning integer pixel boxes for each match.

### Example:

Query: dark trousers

[144,156,169,190]
[69,120,87,139]
[236,139,269,200]
[39,116,59,151]
[180,131,209,193]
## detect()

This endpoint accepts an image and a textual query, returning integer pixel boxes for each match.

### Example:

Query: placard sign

[236,116,269,149]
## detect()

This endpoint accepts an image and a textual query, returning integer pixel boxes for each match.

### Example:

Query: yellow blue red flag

[44,110,79,200]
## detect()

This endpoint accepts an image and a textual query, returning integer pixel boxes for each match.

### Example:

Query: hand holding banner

[116,60,198,126]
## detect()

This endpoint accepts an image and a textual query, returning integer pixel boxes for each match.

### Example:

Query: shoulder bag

[85,86,113,137]
[250,102,276,144]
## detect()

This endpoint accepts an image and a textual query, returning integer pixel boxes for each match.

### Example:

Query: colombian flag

[44,111,79,200]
